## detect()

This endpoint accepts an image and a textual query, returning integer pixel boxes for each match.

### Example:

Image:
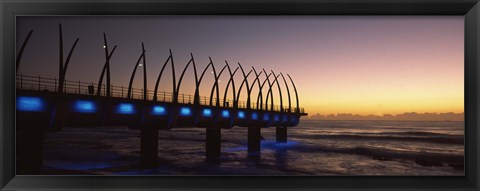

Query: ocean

[41,120,464,175]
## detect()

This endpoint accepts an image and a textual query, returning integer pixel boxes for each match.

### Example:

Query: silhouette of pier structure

[15,24,307,174]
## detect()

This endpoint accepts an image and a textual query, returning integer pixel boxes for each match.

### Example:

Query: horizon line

[311,111,464,116]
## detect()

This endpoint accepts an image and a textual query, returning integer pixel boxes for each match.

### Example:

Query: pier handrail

[16,74,304,113]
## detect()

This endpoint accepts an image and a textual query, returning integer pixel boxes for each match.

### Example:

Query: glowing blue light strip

[73,100,96,113]
[180,107,192,116]
[263,113,269,121]
[251,112,258,120]
[238,111,245,119]
[117,103,135,114]
[17,96,45,112]
[291,116,298,123]
[222,110,229,118]
[274,114,280,122]
[152,105,166,115]
[203,108,212,117]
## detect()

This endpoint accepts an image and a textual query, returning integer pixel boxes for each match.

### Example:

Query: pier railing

[16,74,305,113]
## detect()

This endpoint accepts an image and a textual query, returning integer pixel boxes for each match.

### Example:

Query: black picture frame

[1,0,479,190]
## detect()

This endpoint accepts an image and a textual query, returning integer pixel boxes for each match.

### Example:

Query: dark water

[42,120,464,175]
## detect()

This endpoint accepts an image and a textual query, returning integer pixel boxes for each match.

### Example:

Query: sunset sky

[16,16,464,116]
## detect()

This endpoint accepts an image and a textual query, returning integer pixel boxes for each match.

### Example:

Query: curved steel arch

[245,66,264,110]
[265,71,281,112]
[207,57,218,106]
[209,62,228,106]
[287,74,300,113]
[251,67,264,110]
[222,61,239,107]
[59,38,79,92]
[141,43,147,100]
[261,69,275,111]
[235,63,254,109]
[153,50,173,101]
[97,33,117,96]
[193,57,214,105]
[175,54,196,103]
[170,50,177,103]
[16,30,33,74]
[256,71,273,110]
[262,69,273,111]
[127,43,146,99]
[236,66,263,110]
[271,70,283,112]
[250,66,270,109]
[280,73,292,113]
[238,67,262,109]
[57,24,80,93]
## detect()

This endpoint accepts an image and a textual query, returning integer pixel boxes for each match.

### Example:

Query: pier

[15,25,307,174]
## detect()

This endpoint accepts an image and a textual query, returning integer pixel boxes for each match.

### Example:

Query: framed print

[1,0,479,190]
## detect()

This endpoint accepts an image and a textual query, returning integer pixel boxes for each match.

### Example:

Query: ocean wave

[294,144,464,169]
[292,133,463,145]
[392,131,462,137]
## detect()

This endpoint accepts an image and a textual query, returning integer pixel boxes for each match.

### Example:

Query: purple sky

[16,16,464,115]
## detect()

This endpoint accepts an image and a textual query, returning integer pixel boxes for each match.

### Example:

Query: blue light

[282,115,289,122]
[261,140,299,149]
[152,105,166,115]
[291,116,298,123]
[263,113,269,121]
[117,103,135,114]
[17,96,45,112]
[222,110,230,118]
[238,111,245,119]
[180,107,191,116]
[251,112,258,120]
[73,100,96,113]
[203,108,212,117]
[274,114,280,122]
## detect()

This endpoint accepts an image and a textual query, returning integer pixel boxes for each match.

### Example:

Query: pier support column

[248,126,261,157]
[140,127,159,168]
[276,126,287,143]
[206,127,221,160]
[17,123,46,174]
